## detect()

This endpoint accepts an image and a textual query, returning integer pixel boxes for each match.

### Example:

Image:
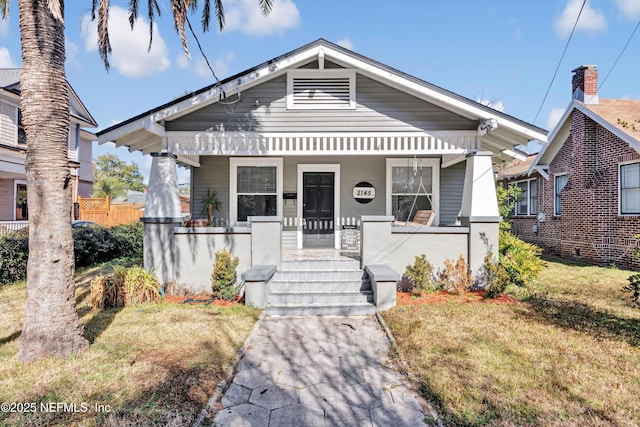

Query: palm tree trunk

[18,0,88,361]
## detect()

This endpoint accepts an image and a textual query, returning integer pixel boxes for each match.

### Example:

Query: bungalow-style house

[0,69,97,230]
[498,65,640,269]
[97,39,547,313]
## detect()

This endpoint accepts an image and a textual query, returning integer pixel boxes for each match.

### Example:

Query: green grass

[0,261,260,426]
[383,258,640,426]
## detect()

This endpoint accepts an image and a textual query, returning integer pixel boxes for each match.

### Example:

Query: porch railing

[167,131,479,156]
[0,220,28,235]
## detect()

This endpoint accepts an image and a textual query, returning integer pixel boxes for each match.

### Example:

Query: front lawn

[0,261,260,426]
[383,258,640,426]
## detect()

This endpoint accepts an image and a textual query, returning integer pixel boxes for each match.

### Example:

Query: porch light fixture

[477,118,498,135]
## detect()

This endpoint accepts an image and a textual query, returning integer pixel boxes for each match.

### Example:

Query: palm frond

[170,0,190,59]
[128,0,138,28]
[47,0,64,23]
[259,0,273,16]
[97,0,112,71]
[214,0,225,31]
[0,0,9,20]
[146,0,161,52]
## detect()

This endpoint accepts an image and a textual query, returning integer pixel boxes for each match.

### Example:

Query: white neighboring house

[0,68,98,230]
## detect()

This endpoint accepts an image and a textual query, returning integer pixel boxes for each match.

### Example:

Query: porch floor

[282,249,360,261]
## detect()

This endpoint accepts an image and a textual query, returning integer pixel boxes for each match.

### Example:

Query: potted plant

[201,188,222,225]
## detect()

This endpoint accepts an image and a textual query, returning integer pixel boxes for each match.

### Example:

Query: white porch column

[458,151,501,284]
[142,152,183,286]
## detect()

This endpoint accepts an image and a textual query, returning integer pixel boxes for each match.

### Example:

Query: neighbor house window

[620,162,640,215]
[230,158,283,224]
[386,158,439,223]
[554,174,568,215]
[17,110,26,145]
[15,181,28,220]
[514,179,538,216]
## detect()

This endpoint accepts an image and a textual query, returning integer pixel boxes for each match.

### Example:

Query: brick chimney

[572,65,598,104]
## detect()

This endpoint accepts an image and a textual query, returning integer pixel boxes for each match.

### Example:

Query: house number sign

[353,182,375,204]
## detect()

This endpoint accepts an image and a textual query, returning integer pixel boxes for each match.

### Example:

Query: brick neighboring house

[497,65,640,269]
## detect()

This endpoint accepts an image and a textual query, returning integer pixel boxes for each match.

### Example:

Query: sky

[1,0,639,185]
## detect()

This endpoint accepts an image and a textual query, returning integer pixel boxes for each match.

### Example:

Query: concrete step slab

[268,290,373,305]
[266,303,377,316]
[270,280,371,293]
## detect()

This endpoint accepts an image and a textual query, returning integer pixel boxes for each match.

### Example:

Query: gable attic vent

[287,70,356,109]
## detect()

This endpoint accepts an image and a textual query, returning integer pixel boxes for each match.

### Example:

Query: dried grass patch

[383,259,640,426]
[0,263,260,426]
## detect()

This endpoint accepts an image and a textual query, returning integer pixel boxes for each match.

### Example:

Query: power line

[591,18,640,99]
[533,0,586,125]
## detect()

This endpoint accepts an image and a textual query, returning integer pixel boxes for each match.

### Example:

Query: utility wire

[588,18,640,102]
[533,0,586,125]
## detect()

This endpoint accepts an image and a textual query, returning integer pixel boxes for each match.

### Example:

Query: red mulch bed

[163,293,242,306]
[397,290,517,305]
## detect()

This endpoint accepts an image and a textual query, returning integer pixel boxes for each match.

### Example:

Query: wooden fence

[78,197,144,227]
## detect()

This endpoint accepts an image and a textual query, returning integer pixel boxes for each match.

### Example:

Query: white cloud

[80,6,170,78]
[336,38,354,51]
[66,39,81,70]
[0,16,9,37]
[554,0,606,37]
[615,0,640,19]
[176,51,233,79]
[0,47,17,68]
[476,98,505,112]
[547,107,566,130]
[223,0,300,36]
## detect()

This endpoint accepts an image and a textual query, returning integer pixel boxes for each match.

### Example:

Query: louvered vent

[287,70,355,109]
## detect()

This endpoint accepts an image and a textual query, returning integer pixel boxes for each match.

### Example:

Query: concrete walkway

[208,315,433,426]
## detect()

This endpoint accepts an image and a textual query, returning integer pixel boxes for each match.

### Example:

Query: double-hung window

[554,174,568,216]
[386,158,439,224]
[230,158,283,225]
[514,179,538,216]
[620,162,640,215]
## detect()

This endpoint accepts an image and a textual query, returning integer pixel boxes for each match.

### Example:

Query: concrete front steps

[266,258,376,316]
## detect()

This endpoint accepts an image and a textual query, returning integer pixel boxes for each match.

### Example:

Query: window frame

[512,178,538,216]
[619,160,640,216]
[554,173,568,216]
[229,157,283,225]
[386,158,440,225]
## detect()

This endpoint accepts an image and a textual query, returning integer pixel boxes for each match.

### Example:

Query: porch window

[386,158,439,223]
[514,179,537,216]
[554,174,568,216]
[620,162,640,215]
[230,158,283,224]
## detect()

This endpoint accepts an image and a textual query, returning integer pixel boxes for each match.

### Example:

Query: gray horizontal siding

[192,156,231,224]
[0,101,17,147]
[166,73,475,133]
[192,155,468,228]
[439,161,465,225]
[0,179,14,220]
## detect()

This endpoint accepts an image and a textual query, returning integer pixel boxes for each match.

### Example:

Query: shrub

[91,265,161,309]
[624,274,640,306]
[211,249,240,301]
[405,254,437,296]
[481,252,510,298]
[499,230,544,287]
[73,226,128,268]
[438,254,473,293]
[0,229,29,285]
[110,221,144,259]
